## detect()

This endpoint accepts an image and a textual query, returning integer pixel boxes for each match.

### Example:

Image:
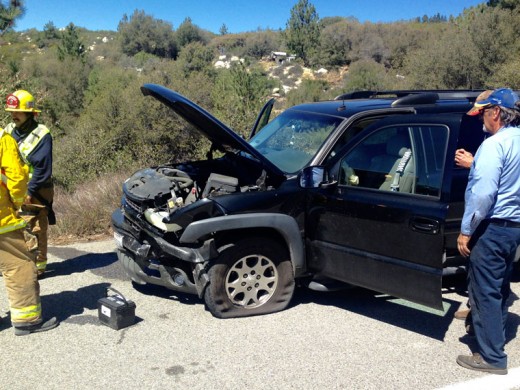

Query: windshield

[249,110,344,173]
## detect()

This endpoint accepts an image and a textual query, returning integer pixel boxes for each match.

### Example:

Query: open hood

[141,84,284,177]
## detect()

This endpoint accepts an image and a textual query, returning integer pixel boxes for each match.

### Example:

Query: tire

[204,237,295,318]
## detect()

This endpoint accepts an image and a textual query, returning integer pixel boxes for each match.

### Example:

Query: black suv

[112,84,500,318]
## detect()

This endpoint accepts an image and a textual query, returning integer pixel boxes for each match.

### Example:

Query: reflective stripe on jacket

[5,123,50,177]
[0,129,28,234]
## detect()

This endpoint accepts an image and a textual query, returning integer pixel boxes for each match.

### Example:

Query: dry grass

[48,172,131,244]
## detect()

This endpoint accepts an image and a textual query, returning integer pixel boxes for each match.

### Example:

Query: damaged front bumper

[111,209,213,297]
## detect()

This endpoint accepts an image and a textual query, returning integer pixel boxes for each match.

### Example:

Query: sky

[15,0,486,33]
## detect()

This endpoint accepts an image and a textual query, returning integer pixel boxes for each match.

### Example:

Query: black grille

[124,196,143,214]
[121,197,167,238]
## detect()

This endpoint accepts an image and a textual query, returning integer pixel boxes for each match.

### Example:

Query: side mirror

[300,166,326,188]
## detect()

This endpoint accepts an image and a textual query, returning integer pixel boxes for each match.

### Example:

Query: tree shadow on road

[44,247,121,279]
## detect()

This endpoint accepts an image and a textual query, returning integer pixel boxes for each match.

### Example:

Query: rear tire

[204,237,295,318]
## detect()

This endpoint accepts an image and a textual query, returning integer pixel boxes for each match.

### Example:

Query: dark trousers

[467,221,520,368]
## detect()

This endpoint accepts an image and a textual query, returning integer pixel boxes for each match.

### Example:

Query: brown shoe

[457,353,507,375]
[454,308,470,320]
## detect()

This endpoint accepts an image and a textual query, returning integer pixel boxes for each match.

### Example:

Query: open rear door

[249,98,275,139]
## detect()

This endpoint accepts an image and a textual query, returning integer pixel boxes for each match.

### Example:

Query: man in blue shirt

[456,88,520,375]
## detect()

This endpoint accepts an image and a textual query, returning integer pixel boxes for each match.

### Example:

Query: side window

[338,125,448,197]
[326,117,380,162]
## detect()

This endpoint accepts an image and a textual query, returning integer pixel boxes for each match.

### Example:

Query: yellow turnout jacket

[0,129,28,234]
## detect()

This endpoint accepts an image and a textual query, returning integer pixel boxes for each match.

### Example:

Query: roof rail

[391,92,439,107]
[333,91,378,100]
[334,89,486,103]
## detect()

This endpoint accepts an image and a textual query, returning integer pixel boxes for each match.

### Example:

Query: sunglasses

[478,106,495,118]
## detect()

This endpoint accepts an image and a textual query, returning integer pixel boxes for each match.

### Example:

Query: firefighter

[0,127,58,335]
[4,90,54,277]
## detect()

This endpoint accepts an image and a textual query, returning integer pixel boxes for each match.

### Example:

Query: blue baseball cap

[467,88,520,116]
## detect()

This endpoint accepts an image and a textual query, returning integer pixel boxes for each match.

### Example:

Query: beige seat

[371,134,415,193]
[370,133,410,172]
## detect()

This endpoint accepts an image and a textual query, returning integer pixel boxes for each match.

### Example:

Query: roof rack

[334,90,485,105]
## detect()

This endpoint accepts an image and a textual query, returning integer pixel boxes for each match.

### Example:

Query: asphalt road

[0,239,519,390]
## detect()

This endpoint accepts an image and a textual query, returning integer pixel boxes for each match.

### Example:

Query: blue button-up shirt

[461,125,520,235]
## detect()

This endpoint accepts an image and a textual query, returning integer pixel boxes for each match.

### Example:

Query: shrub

[285,78,330,107]
[49,172,130,242]
[342,59,391,91]
[211,62,276,137]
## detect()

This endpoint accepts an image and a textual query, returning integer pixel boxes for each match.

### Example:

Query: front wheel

[204,237,295,318]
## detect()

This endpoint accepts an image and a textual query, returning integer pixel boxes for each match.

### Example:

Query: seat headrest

[387,134,410,157]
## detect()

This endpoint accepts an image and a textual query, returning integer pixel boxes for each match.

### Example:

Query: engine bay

[122,155,273,233]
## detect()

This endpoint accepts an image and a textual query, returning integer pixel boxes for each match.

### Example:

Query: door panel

[308,189,445,309]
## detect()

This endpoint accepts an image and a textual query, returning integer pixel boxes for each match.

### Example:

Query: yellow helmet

[5,90,41,113]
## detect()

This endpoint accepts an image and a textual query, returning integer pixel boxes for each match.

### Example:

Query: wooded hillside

[0,0,518,194]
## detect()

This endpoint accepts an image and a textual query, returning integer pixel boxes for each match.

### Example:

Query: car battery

[98,287,136,330]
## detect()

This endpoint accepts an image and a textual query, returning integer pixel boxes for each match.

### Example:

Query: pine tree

[0,0,24,33]
[219,23,229,35]
[57,23,86,61]
[284,0,321,66]
[43,21,59,40]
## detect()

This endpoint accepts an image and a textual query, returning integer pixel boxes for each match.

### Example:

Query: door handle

[411,218,440,234]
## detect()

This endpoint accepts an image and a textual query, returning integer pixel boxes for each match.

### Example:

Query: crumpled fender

[179,213,305,275]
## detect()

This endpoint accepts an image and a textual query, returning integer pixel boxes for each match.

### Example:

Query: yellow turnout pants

[21,186,53,274]
[0,229,42,325]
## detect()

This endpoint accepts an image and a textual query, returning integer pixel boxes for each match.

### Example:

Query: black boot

[14,317,59,336]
